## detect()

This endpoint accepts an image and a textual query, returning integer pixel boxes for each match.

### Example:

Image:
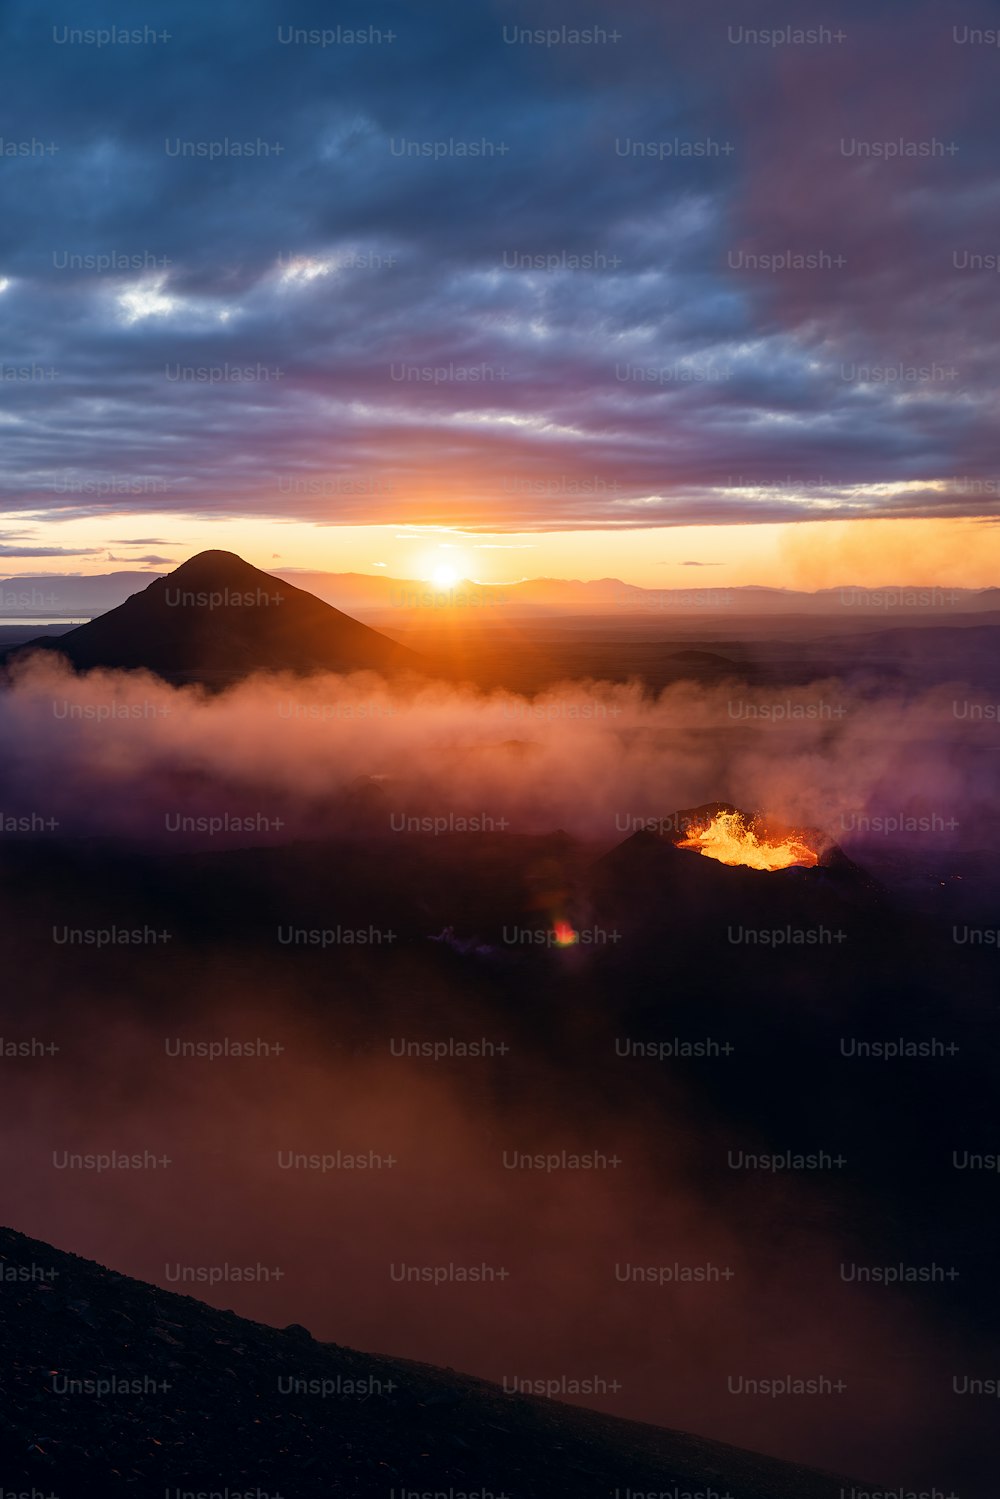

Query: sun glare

[430,565,459,591]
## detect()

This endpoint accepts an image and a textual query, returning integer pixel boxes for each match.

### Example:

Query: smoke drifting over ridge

[0,651,990,849]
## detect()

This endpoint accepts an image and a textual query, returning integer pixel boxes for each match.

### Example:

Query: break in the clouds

[1,0,999,531]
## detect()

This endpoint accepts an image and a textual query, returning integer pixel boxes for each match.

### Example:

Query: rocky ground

[0,1225,852,1498]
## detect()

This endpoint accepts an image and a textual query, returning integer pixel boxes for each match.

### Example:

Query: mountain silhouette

[11,551,418,682]
[0,1224,853,1498]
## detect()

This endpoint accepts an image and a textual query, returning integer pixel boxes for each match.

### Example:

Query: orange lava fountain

[676,810,819,871]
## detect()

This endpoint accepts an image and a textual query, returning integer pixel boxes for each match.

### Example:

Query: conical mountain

[14,550,418,681]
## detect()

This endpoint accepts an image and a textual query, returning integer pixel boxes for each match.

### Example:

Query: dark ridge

[665,649,741,668]
[0,1224,853,1497]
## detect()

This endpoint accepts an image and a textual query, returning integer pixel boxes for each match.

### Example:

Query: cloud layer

[1,652,992,854]
[1,0,999,529]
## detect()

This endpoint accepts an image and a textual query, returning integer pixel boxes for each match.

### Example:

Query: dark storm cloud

[0,0,998,529]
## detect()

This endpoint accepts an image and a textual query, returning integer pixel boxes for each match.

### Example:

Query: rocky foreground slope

[0,1225,853,1498]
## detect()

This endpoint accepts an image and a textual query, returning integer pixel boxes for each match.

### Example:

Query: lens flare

[677,810,819,872]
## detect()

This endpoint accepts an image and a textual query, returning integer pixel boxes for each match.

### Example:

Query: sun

[416,540,470,590]
[430,564,459,591]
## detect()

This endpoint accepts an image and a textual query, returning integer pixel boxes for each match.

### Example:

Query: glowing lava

[676,810,819,871]
[552,920,579,946]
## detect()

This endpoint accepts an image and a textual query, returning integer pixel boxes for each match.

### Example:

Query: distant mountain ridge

[275,573,1000,619]
[0,570,156,616]
[2,566,997,621]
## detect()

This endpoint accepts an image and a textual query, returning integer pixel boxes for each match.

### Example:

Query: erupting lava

[677,810,819,872]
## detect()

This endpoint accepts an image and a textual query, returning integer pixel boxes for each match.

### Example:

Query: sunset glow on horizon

[2,513,998,592]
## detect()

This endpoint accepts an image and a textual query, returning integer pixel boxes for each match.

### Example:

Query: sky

[1,0,999,585]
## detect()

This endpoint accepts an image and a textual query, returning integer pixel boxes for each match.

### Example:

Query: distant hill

[0,1223,852,1498]
[8,551,418,682]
